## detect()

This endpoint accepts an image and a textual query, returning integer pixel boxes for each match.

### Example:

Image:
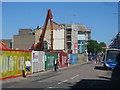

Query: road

[2,61,120,89]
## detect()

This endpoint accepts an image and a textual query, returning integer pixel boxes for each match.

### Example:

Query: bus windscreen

[106,50,120,62]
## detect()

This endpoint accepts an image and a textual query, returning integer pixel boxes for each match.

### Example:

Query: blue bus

[104,49,120,70]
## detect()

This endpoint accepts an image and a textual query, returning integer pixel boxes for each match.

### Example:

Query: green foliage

[87,40,106,54]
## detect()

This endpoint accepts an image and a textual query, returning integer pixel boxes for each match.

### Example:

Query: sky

[2,2,119,46]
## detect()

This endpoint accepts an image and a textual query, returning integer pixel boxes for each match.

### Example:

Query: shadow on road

[69,66,120,89]
[94,66,112,71]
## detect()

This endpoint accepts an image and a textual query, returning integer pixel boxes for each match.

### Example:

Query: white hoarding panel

[32,51,45,73]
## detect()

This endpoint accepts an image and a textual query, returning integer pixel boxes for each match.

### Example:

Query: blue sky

[2,2,118,46]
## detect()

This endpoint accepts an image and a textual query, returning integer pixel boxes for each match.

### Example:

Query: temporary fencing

[1,49,88,80]
[0,49,32,80]
[44,52,58,71]
[59,53,68,68]
[68,54,78,65]
[32,51,45,73]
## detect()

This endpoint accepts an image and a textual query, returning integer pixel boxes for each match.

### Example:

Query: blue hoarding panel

[69,54,78,65]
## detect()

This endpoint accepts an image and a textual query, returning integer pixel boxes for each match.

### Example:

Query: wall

[13,29,35,50]
[54,29,64,50]
[13,35,35,50]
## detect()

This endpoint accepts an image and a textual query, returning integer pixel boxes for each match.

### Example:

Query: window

[78,40,85,44]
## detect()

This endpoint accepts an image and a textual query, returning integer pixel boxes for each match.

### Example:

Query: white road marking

[58,80,68,85]
[48,87,59,88]
[71,74,79,79]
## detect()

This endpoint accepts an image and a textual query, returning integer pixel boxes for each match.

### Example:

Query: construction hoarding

[44,52,58,70]
[32,51,45,73]
[84,54,87,62]
[0,49,32,80]
[59,53,68,68]
[78,54,84,63]
[68,54,78,65]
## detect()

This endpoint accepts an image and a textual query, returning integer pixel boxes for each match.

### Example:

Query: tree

[87,40,98,54]
[98,42,106,53]
[87,40,106,54]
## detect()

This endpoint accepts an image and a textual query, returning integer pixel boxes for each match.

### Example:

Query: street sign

[101,47,110,49]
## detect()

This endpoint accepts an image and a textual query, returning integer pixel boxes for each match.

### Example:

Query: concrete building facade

[13,29,35,50]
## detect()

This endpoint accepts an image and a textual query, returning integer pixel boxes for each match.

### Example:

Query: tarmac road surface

[2,61,120,89]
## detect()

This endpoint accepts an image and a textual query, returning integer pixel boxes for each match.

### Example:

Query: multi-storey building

[64,24,91,53]
[13,29,35,50]
[110,32,120,47]
[77,25,91,54]
[65,25,78,53]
